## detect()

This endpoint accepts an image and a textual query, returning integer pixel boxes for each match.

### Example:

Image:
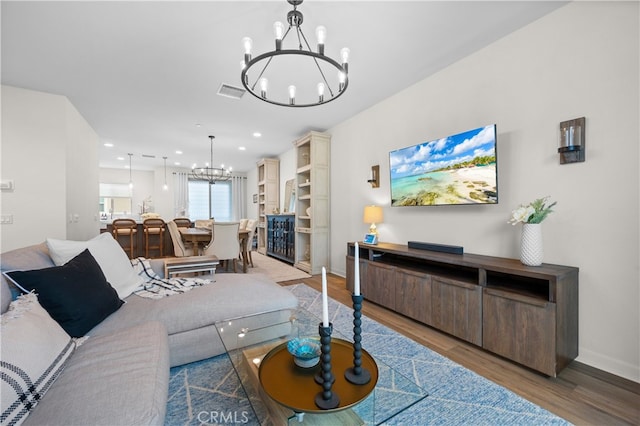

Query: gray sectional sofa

[1,241,298,426]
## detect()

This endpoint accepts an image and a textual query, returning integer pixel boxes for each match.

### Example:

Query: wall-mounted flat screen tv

[389,124,498,206]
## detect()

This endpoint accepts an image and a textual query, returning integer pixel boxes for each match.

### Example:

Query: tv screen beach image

[390,125,498,206]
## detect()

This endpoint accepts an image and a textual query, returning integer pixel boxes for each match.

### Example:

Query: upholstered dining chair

[167,220,195,257]
[111,218,138,259]
[244,219,258,267]
[143,218,165,258]
[202,222,240,272]
[195,219,214,230]
[173,217,192,229]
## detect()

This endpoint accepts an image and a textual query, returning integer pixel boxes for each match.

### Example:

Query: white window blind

[188,180,232,221]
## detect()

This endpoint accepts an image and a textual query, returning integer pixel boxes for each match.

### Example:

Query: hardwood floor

[280,274,640,426]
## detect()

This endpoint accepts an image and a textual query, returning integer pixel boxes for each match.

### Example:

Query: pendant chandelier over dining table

[240,0,350,107]
[189,136,232,183]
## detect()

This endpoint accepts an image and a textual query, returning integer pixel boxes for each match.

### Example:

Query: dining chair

[143,218,165,258]
[244,219,258,267]
[173,217,192,229]
[195,219,214,230]
[203,222,240,272]
[167,220,195,257]
[111,218,138,259]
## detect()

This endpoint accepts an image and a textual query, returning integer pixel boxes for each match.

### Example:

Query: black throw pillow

[5,249,124,337]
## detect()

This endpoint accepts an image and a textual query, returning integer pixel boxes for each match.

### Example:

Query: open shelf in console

[368,250,479,285]
[485,270,551,302]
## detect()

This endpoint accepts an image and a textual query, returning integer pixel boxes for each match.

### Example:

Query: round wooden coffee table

[258,338,378,414]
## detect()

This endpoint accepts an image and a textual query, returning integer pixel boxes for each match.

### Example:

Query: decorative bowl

[287,337,321,368]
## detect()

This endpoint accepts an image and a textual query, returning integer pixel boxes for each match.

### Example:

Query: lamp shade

[363,205,383,224]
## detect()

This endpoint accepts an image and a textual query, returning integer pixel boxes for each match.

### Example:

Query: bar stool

[143,218,166,258]
[112,218,138,259]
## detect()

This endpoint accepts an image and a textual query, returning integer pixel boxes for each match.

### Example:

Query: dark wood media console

[345,242,579,376]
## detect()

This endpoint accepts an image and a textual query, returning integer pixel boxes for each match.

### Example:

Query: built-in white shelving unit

[256,158,279,255]
[293,131,330,275]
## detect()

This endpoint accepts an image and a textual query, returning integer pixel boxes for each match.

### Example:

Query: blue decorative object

[287,337,321,368]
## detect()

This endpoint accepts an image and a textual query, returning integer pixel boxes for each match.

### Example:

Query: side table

[163,255,219,278]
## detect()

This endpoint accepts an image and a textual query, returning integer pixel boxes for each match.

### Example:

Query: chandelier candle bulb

[340,47,350,72]
[317,82,325,102]
[354,242,360,296]
[242,37,252,63]
[273,21,285,50]
[321,267,329,327]
[259,77,268,98]
[288,85,296,105]
[315,25,326,54]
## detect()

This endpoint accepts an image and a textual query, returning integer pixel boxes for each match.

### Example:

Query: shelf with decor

[256,158,279,255]
[293,131,330,275]
[345,241,579,377]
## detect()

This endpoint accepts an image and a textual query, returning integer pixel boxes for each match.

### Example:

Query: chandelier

[240,0,350,107]
[189,136,232,183]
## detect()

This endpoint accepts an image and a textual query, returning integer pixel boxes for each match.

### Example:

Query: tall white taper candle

[321,266,329,327]
[354,242,360,296]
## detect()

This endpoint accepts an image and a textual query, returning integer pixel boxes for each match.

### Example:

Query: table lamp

[363,205,383,239]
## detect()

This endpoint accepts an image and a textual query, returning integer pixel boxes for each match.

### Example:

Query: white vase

[520,223,543,266]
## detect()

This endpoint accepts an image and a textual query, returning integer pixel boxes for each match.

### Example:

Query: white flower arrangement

[508,196,557,225]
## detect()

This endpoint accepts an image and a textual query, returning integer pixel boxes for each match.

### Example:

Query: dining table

[179,227,251,273]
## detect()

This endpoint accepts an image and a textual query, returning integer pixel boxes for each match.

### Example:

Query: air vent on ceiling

[217,83,246,100]
[142,154,156,158]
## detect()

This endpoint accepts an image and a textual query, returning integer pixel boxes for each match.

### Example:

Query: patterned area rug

[165,284,569,425]
[245,252,311,282]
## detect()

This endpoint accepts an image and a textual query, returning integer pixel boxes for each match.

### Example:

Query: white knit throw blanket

[131,258,212,299]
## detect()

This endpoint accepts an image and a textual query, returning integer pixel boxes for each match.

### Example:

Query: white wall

[65,100,100,240]
[1,85,99,250]
[330,2,639,381]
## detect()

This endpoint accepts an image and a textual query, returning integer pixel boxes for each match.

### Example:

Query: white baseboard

[577,348,640,383]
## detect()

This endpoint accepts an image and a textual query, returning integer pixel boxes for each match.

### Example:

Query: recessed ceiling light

[253,132,261,138]
[175,150,183,155]
[103,143,114,147]
[239,146,246,151]
[117,156,124,161]
[195,123,201,128]
[174,162,181,166]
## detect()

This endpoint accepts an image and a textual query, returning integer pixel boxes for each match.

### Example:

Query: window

[99,183,132,218]
[188,180,232,221]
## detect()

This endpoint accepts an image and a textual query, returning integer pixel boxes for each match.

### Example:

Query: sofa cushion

[4,249,124,337]
[46,233,144,299]
[0,242,55,305]
[1,293,77,426]
[22,321,169,426]
[89,273,299,337]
